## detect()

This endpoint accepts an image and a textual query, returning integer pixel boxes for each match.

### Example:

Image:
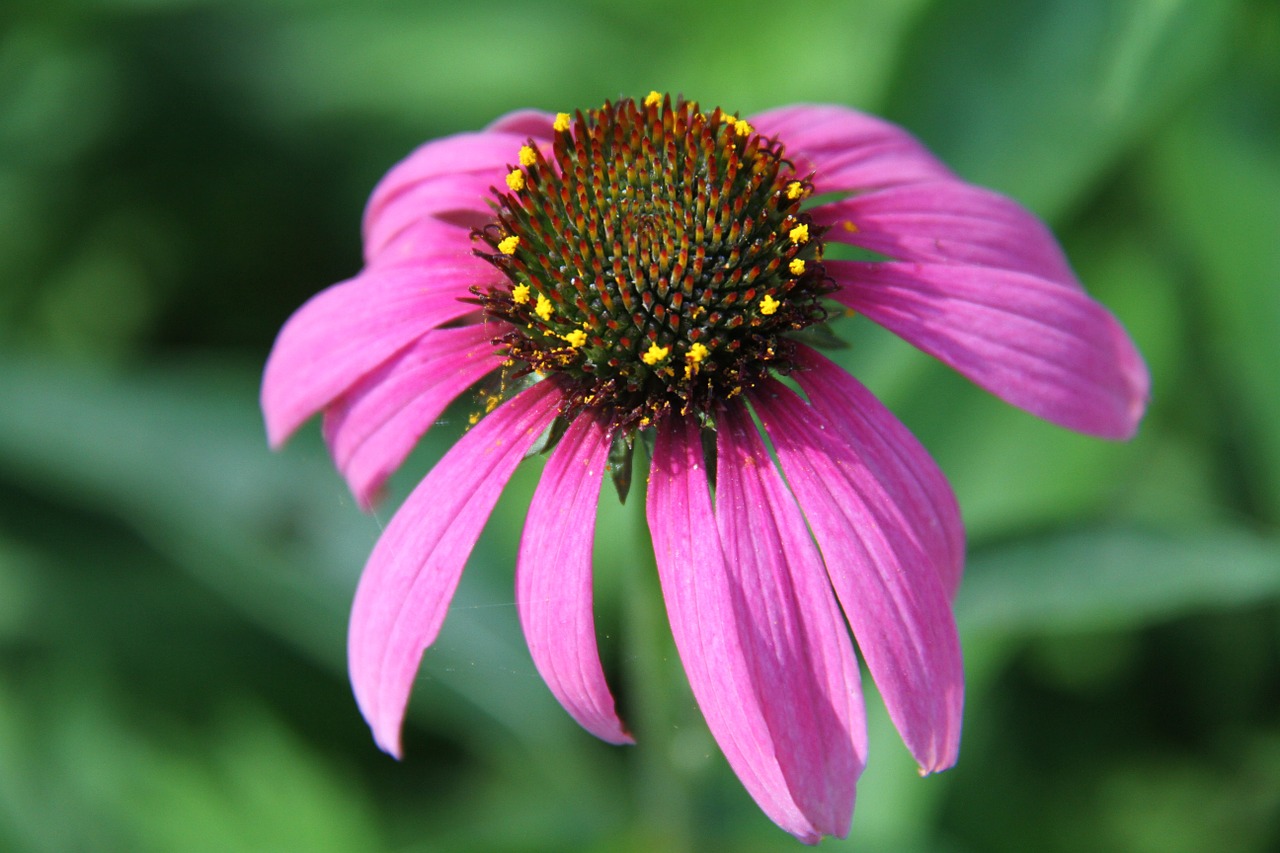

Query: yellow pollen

[734,119,752,137]
[641,343,670,365]
[518,145,537,167]
[686,342,709,364]
[498,235,520,255]
[842,220,859,233]
[535,294,553,321]
[505,169,525,191]
[759,294,781,315]
[553,112,572,132]
[789,258,806,275]
[562,329,587,348]
[644,90,662,107]
[468,412,480,426]
[788,223,810,244]
[786,181,806,200]
[511,283,530,304]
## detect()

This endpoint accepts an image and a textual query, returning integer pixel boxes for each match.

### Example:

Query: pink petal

[752,381,964,774]
[486,108,556,140]
[812,180,1079,288]
[348,379,564,758]
[261,261,486,448]
[828,261,1151,439]
[793,347,966,599]
[323,324,504,509]
[646,414,821,842]
[362,130,532,239]
[516,415,632,745]
[363,171,499,264]
[749,104,953,194]
[715,403,868,838]
[369,217,484,270]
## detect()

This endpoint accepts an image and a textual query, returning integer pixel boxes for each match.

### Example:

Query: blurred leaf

[0,536,38,640]
[958,527,1280,636]
[235,0,928,137]
[1146,58,1280,521]
[0,663,387,853]
[888,0,1239,218]
[100,702,386,853]
[0,356,580,755]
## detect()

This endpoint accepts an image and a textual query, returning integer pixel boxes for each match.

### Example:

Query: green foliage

[1,0,1278,850]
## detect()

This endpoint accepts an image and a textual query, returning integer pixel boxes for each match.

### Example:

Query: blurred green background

[2,0,1278,850]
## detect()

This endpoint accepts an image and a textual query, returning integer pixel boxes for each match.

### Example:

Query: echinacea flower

[262,93,1148,843]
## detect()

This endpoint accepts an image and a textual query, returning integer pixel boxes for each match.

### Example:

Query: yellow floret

[789,258,806,275]
[505,169,525,191]
[511,283,530,304]
[644,91,662,107]
[553,112,572,132]
[686,342,709,364]
[759,294,781,316]
[535,294,553,321]
[734,119,752,137]
[788,223,809,244]
[786,181,806,200]
[641,343,670,365]
[562,329,587,348]
[498,235,520,255]
[518,145,537,167]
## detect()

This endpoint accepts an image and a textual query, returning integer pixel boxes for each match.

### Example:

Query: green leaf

[1146,72,1280,522]
[0,356,576,754]
[888,0,1239,219]
[957,527,1280,636]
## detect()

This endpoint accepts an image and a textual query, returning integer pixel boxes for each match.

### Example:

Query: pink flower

[262,95,1148,842]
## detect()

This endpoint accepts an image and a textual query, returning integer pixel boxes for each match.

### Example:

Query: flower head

[261,94,1148,843]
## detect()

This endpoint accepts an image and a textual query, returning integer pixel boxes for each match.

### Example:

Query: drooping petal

[828,261,1150,439]
[261,260,485,448]
[363,171,499,264]
[347,379,564,757]
[749,104,953,195]
[486,109,556,140]
[812,180,1079,288]
[752,381,964,774]
[516,415,632,745]
[322,324,504,508]
[792,346,965,599]
[362,131,532,239]
[715,403,867,838]
[646,414,821,843]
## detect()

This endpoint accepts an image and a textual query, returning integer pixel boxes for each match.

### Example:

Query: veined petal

[348,379,564,758]
[486,108,557,140]
[828,261,1150,439]
[363,131,532,238]
[516,415,632,745]
[716,403,867,838]
[812,180,1079,288]
[261,260,484,448]
[323,324,504,508]
[369,217,485,270]
[749,104,953,194]
[364,171,498,265]
[752,381,964,774]
[647,414,821,843]
[793,347,966,599]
